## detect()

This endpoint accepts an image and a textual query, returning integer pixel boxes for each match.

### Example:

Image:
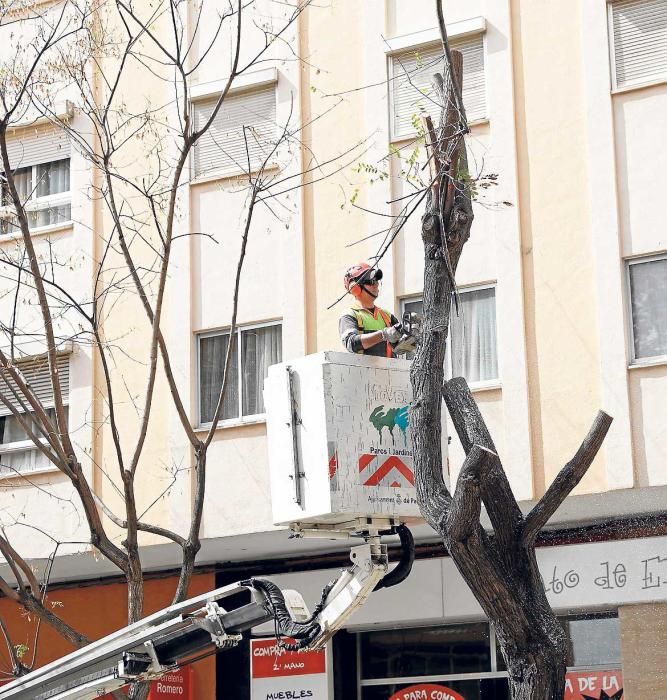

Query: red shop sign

[564,670,623,699]
[251,638,326,679]
[147,667,192,699]
[389,684,465,700]
[99,667,192,700]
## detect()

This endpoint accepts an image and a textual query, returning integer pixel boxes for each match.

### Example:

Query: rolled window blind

[611,0,667,89]
[192,85,277,178]
[3,124,71,171]
[0,354,70,417]
[391,34,486,138]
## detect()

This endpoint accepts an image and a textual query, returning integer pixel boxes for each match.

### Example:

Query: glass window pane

[1,167,31,225]
[12,167,32,203]
[0,408,62,475]
[562,616,621,668]
[629,257,667,359]
[360,624,491,679]
[31,204,71,229]
[199,334,239,423]
[403,300,423,317]
[35,160,70,197]
[450,287,498,382]
[0,447,51,475]
[402,289,498,382]
[0,407,58,444]
[241,325,281,416]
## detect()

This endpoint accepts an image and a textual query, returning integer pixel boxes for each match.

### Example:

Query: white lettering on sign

[393,691,459,700]
[251,639,328,700]
[564,675,621,693]
[254,644,287,657]
[155,683,184,695]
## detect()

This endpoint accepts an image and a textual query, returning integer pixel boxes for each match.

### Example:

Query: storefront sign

[444,535,667,621]
[147,668,191,698]
[540,536,667,609]
[388,684,465,700]
[251,638,328,699]
[99,667,192,699]
[564,670,623,699]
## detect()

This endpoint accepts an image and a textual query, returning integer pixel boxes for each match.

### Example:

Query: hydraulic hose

[242,578,333,650]
[374,524,414,591]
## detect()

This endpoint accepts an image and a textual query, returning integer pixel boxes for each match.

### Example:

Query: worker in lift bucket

[339,262,416,358]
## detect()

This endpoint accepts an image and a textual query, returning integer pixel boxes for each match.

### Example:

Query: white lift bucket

[264,352,446,530]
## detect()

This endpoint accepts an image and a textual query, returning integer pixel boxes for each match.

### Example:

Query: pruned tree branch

[443,377,523,550]
[522,411,613,545]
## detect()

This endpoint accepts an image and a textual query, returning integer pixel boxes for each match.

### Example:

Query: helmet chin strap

[360,284,378,300]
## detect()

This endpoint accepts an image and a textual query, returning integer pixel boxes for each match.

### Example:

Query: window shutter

[611,0,667,89]
[3,124,71,171]
[192,85,277,178]
[0,354,70,417]
[391,34,486,139]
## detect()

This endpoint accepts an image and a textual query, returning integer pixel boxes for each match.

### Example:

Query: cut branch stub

[447,444,497,542]
[442,377,523,550]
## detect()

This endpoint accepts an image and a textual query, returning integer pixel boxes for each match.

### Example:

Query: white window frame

[387,27,488,142]
[196,319,282,429]
[625,252,667,367]
[401,282,500,390]
[0,355,70,479]
[0,159,72,235]
[608,0,667,93]
[190,69,279,183]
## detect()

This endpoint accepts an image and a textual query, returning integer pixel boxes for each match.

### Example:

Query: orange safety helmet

[343,262,383,297]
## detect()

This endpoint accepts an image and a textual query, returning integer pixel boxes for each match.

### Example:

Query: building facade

[0,0,666,698]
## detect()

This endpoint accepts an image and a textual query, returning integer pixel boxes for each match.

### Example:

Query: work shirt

[339,306,399,358]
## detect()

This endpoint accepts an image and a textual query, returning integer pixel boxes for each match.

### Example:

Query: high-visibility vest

[349,307,393,358]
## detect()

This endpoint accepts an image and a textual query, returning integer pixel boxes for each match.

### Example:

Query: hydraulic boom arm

[0,538,390,700]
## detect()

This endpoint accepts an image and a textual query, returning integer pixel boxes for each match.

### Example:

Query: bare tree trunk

[409,9,612,697]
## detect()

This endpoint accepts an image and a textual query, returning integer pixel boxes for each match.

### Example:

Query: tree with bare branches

[0,0,365,694]
[407,4,613,699]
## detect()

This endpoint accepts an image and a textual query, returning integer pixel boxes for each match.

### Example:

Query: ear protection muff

[344,264,383,297]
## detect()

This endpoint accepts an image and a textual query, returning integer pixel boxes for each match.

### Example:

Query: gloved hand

[394,334,417,354]
[381,323,402,344]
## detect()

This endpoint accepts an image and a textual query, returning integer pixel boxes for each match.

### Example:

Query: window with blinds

[192,85,277,179]
[402,286,498,384]
[0,354,70,476]
[0,124,72,234]
[610,0,667,89]
[198,323,282,424]
[389,34,486,139]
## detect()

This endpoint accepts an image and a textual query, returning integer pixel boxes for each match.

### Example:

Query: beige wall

[613,81,667,489]
[620,603,667,699]
[511,0,604,496]
[299,0,368,354]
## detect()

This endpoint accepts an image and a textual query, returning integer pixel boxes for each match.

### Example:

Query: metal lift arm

[0,541,388,700]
